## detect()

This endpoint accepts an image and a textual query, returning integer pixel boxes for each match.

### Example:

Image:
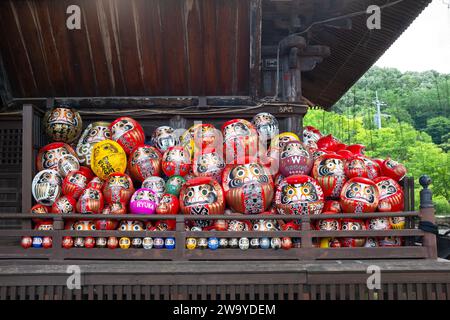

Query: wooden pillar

[419,175,437,259]
[21,105,34,227]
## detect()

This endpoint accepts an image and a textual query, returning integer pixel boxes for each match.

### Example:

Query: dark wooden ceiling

[0,0,432,110]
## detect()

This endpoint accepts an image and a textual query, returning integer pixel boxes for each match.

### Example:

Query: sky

[375,0,450,73]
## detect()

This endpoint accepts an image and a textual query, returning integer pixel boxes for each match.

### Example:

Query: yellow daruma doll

[91,140,127,180]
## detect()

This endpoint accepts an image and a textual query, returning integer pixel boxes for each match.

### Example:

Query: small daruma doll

[252,112,279,140]
[180,177,225,228]
[279,141,313,177]
[151,126,178,153]
[128,145,162,182]
[37,142,77,172]
[193,148,225,183]
[162,146,191,177]
[76,122,111,165]
[302,126,322,149]
[275,175,324,215]
[312,154,347,199]
[91,140,127,180]
[381,158,407,182]
[344,155,380,180]
[374,176,404,212]
[340,219,366,247]
[103,173,135,205]
[129,188,158,215]
[222,119,258,164]
[43,106,82,143]
[51,195,76,214]
[62,170,89,199]
[222,158,274,214]
[340,177,379,213]
[110,117,145,155]
[76,187,104,214]
[32,170,63,206]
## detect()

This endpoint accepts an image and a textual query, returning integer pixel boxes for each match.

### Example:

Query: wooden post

[249,0,262,99]
[21,104,34,228]
[419,175,437,259]
[175,215,186,261]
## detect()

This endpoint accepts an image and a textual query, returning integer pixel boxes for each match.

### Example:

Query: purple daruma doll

[129,188,158,215]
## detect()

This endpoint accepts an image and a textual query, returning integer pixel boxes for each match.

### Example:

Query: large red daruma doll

[381,158,407,182]
[340,177,379,213]
[222,158,274,214]
[76,187,104,214]
[128,145,162,182]
[192,147,225,183]
[62,170,90,199]
[180,177,225,228]
[374,176,404,212]
[162,146,191,177]
[275,175,324,215]
[312,154,347,199]
[103,173,135,205]
[110,117,145,155]
[36,142,77,172]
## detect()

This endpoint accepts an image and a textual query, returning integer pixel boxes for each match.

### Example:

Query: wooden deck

[1,259,449,300]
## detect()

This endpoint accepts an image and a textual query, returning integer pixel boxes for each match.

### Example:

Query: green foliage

[425,116,450,145]
[303,109,449,214]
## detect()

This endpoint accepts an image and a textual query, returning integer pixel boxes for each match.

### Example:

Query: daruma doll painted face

[180,177,225,228]
[51,195,76,214]
[274,175,324,215]
[222,119,259,164]
[344,155,380,180]
[91,140,127,180]
[192,148,225,183]
[151,126,178,153]
[76,187,104,214]
[32,169,62,206]
[340,219,366,247]
[129,188,158,215]
[142,176,166,199]
[103,173,135,205]
[381,158,407,182]
[279,141,313,177]
[222,159,274,214]
[252,112,279,140]
[162,146,191,177]
[302,126,322,149]
[312,154,347,199]
[110,117,145,155]
[374,176,404,212]
[43,107,82,143]
[37,142,77,172]
[128,145,162,182]
[76,122,111,166]
[156,193,180,215]
[62,170,90,199]
[340,177,379,213]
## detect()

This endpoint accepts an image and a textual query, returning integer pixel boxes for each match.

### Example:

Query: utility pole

[373,91,386,129]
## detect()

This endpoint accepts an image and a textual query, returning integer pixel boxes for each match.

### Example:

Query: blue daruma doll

[129,188,158,215]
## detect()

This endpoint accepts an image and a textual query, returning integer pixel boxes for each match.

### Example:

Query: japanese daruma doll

[344,155,380,180]
[312,154,347,199]
[128,145,162,182]
[142,176,166,199]
[110,117,145,155]
[252,112,279,140]
[129,188,158,215]
[156,193,180,215]
[194,124,221,150]
[381,158,407,182]
[279,141,313,176]
[76,187,104,214]
[62,170,90,199]
[43,106,82,143]
[51,195,76,214]
[222,119,258,164]
[103,173,135,205]
[193,148,225,183]
[151,126,178,153]
[274,175,324,215]
[302,126,322,149]
[222,158,274,214]
[162,146,191,177]
[32,170,62,206]
[374,176,404,212]
[76,121,111,165]
[37,142,77,172]
[340,177,379,213]
[91,140,127,180]
[180,177,225,227]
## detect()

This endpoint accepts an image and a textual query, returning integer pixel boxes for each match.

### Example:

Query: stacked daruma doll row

[22,106,409,251]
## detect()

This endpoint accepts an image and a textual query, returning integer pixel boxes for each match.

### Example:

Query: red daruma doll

[62,170,90,199]
[162,146,191,177]
[128,145,162,182]
[340,177,379,213]
[103,173,135,205]
[222,119,259,165]
[180,177,225,228]
[279,141,313,177]
[374,176,404,212]
[222,158,274,214]
[312,154,347,199]
[381,158,407,182]
[110,117,145,155]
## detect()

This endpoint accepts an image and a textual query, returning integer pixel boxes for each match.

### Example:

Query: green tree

[425,116,450,145]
